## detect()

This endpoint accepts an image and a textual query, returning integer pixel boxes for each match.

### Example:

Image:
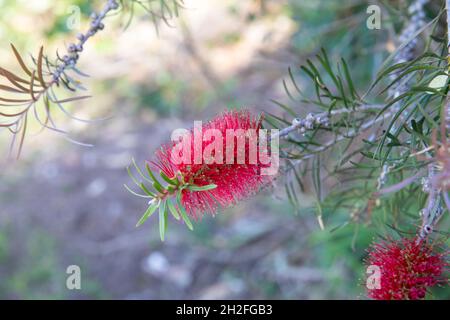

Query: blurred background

[0,0,448,299]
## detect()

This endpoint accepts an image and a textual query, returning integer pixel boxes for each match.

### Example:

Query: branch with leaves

[126,158,199,241]
[0,0,184,159]
[127,0,449,240]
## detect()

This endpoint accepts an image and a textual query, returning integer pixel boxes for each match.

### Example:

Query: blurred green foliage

[0,224,106,299]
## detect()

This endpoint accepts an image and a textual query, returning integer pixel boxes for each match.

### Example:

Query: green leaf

[159,200,167,241]
[140,183,156,197]
[265,112,290,126]
[136,200,159,227]
[335,74,349,109]
[318,48,338,87]
[282,78,296,102]
[270,99,296,117]
[380,65,439,96]
[301,64,322,103]
[187,184,217,192]
[167,199,180,220]
[124,184,152,198]
[145,162,165,192]
[365,52,442,97]
[160,170,179,185]
[430,35,445,43]
[340,58,357,100]
[376,15,441,79]
[132,158,152,183]
[126,165,141,187]
[312,155,322,201]
[386,132,402,147]
[411,118,424,135]
[152,181,166,194]
[285,182,299,214]
[177,191,193,230]
[164,202,168,234]
[292,165,305,193]
[288,66,303,95]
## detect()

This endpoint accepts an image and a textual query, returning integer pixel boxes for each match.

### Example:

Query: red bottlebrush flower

[151,110,276,219]
[365,237,448,300]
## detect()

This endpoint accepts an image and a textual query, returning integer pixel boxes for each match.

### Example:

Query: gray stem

[273,104,384,139]
[52,0,120,83]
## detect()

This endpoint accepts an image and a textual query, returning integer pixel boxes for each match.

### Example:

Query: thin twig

[273,104,384,139]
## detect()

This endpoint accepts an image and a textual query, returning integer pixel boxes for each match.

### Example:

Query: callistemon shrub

[365,237,448,300]
[126,110,278,240]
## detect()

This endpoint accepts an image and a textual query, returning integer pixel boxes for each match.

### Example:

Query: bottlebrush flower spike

[365,237,448,300]
[125,110,276,241]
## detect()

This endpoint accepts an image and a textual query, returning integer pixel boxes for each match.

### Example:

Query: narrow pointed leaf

[145,162,165,192]
[52,96,92,104]
[167,199,180,220]
[177,191,193,230]
[136,200,159,227]
[11,43,32,76]
[37,46,47,88]
[124,183,152,198]
[160,170,179,185]
[187,184,217,192]
[140,183,156,197]
[159,200,167,241]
